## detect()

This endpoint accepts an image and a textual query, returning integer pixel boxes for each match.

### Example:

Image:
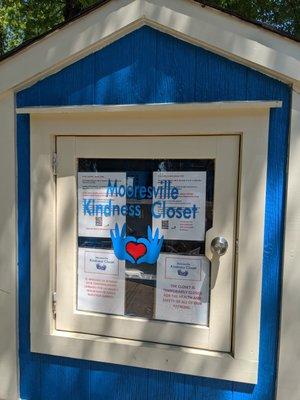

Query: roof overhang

[1,0,300,95]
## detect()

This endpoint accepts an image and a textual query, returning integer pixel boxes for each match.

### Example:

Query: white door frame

[0,93,18,400]
[27,102,275,383]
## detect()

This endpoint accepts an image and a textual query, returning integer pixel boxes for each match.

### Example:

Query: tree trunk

[0,26,4,56]
[64,0,82,20]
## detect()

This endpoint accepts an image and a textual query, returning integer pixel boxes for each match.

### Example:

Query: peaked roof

[0,0,299,94]
[0,0,298,64]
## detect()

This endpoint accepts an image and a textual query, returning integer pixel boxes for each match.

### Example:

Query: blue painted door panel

[17,26,290,400]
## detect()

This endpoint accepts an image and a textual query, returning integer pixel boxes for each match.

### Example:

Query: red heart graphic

[126,242,147,261]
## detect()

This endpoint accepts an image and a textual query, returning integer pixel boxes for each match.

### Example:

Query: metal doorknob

[211,237,228,256]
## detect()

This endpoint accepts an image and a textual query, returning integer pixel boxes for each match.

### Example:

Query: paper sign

[152,171,206,241]
[77,248,125,315]
[78,172,126,238]
[155,253,209,325]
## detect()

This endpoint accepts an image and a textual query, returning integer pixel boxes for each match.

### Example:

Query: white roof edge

[0,0,299,95]
[16,101,282,115]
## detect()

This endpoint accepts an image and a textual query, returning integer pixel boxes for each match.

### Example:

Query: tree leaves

[0,0,65,53]
[208,0,300,37]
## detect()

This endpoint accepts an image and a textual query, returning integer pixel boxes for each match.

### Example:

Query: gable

[1,0,300,95]
[17,26,290,108]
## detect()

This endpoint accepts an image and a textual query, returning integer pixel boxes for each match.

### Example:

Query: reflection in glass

[77,158,214,326]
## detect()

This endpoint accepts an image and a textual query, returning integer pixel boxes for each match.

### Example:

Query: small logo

[177,269,188,277]
[96,263,107,271]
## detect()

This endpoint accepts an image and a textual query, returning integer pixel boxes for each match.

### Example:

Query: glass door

[56,135,239,351]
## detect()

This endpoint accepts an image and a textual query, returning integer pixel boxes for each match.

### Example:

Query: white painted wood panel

[276,88,300,400]
[0,93,18,400]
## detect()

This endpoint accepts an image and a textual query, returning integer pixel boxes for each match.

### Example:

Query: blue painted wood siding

[17,26,291,400]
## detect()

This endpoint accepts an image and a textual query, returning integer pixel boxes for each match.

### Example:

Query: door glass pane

[77,159,214,326]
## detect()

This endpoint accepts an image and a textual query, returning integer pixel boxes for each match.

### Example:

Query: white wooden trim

[0,0,144,94]
[29,103,275,383]
[17,101,282,115]
[144,0,300,83]
[0,0,300,95]
[31,331,258,383]
[276,88,300,399]
[0,92,18,400]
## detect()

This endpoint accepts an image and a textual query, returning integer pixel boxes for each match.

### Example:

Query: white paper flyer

[152,171,206,241]
[78,172,126,238]
[155,253,209,325]
[77,248,125,315]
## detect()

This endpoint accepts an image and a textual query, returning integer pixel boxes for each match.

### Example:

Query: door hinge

[52,291,57,318]
[235,239,239,256]
[52,152,58,176]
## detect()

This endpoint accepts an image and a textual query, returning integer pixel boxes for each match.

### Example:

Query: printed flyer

[78,172,126,238]
[77,248,125,315]
[152,171,206,241]
[155,253,209,325]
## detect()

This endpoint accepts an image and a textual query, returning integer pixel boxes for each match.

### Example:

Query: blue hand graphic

[110,223,135,264]
[136,226,164,265]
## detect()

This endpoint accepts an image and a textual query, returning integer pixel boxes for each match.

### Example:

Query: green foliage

[78,0,98,7]
[0,0,299,56]
[0,0,65,52]
[207,0,300,37]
